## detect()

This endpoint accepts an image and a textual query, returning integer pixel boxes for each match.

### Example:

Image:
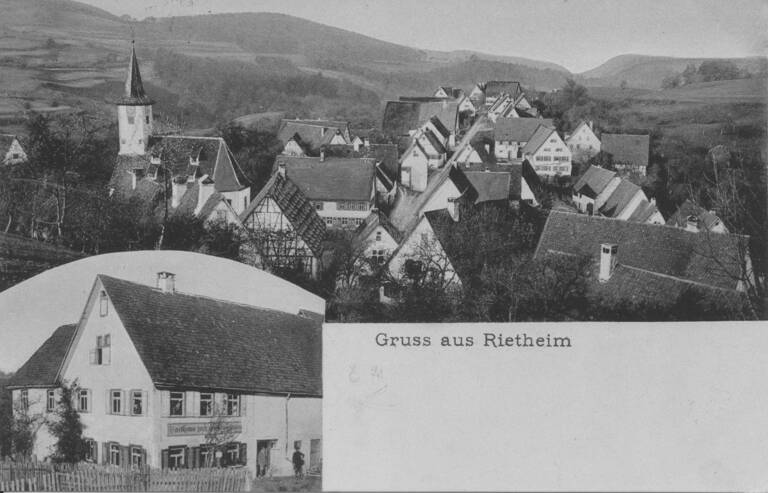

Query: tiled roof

[0,134,18,149]
[494,118,553,143]
[465,171,511,204]
[599,179,643,217]
[667,200,724,231]
[241,173,326,257]
[115,45,154,106]
[353,210,403,249]
[322,143,399,179]
[277,120,350,153]
[535,211,749,291]
[8,324,77,389]
[428,116,451,141]
[422,128,447,155]
[573,165,616,199]
[382,101,459,136]
[276,155,375,202]
[99,275,322,396]
[601,133,650,167]
[483,81,523,100]
[521,125,557,155]
[627,199,662,223]
[423,208,478,284]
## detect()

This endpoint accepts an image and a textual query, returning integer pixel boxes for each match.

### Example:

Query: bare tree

[202,403,239,468]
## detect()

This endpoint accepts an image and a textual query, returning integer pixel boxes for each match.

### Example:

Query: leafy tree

[48,381,87,464]
[218,123,284,192]
[10,392,45,459]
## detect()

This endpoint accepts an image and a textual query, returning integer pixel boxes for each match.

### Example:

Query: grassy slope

[0,232,84,292]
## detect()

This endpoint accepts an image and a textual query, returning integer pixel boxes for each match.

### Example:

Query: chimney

[171,177,186,208]
[599,243,618,282]
[588,121,594,130]
[156,271,176,294]
[195,175,215,215]
[685,215,699,232]
[447,197,460,222]
[320,151,325,162]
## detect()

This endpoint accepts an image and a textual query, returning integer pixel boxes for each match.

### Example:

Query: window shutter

[184,446,192,469]
[192,447,200,469]
[86,389,92,412]
[161,391,169,417]
[102,443,109,465]
[94,441,99,464]
[161,449,169,470]
[121,391,127,415]
[141,448,147,469]
[142,391,148,416]
[120,445,128,468]
[89,349,97,365]
[105,390,111,415]
[103,346,111,365]
[239,443,247,465]
[239,395,246,417]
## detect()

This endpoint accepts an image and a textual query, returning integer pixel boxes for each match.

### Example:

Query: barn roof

[535,211,749,291]
[7,324,77,389]
[601,133,650,167]
[465,171,512,204]
[521,125,558,155]
[573,165,617,199]
[322,143,399,180]
[382,101,459,136]
[483,81,523,100]
[277,120,350,152]
[599,179,643,218]
[494,118,554,142]
[98,275,321,396]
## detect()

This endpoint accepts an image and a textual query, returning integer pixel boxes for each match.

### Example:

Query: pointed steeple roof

[116,41,154,106]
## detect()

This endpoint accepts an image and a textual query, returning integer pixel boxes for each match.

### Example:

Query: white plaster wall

[316,201,372,221]
[388,218,460,287]
[12,388,57,460]
[401,152,428,192]
[117,105,153,156]
[221,188,250,216]
[531,135,572,176]
[421,179,461,215]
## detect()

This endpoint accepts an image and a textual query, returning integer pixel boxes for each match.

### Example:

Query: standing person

[292,443,305,478]
[257,446,268,477]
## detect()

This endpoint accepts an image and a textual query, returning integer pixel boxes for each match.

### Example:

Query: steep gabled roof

[483,81,523,100]
[599,179,643,217]
[241,173,326,257]
[322,143,399,180]
[627,199,662,223]
[428,116,451,141]
[667,200,725,231]
[277,119,350,152]
[521,125,558,155]
[601,133,650,167]
[276,155,375,202]
[465,171,512,204]
[99,275,322,396]
[422,128,447,155]
[573,165,617,199]
[353,210,403,250]
[494,118,554,142]
[116,43,154,106]
[7,324,77,389]
[382,100,459,136]
[534,211,749,291]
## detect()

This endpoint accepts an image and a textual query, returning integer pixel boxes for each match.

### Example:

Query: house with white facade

[666,199,729,234]
[572,165,664,224]
[600,133,650,176]
[565,121,601,162]
[8,272,322,476]
[520,126,572,176]
[352,210,403,273]
[276,154,376,230]
[493,117,554,162]
[0,134,27,165]
[277,119,350,156]
[109,44,251,218]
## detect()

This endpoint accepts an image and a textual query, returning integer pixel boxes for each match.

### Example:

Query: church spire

[119,41,154,105]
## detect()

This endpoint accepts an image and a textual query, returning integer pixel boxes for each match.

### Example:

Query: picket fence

[0,459,251,492]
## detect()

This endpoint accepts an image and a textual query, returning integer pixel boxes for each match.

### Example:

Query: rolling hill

[581,54,767,89]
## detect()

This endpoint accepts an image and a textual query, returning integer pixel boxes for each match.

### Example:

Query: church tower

[116,42,154,155]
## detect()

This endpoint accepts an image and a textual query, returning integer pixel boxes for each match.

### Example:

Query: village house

[275,154,376,230]
[399,123,451,192]
[493,117,555,162]
[565,121,601,162]
[572,165,664,223]
[666,199,729,234]
[352,209,403,274]
[600,133,650,176]
[109,45,251,219]
[321,141,399,205]
[277,119,350,156]
[382,100,459,147]
[434,86,465,99]
[239,171,326,278]
[469,81,523,109]
[534,211,754,305]
[0,134,27,165]
[462,160,544,207]
[520,125,572,176]
[7,272,322,475]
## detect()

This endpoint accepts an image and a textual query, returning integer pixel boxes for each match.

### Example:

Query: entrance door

[256,440,277,475]
[309,439,321,474]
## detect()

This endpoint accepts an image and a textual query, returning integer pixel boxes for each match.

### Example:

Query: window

[12,153,19,159]
[78,389,90,412]
[200,393,213,416]
[225,394,239,416]
[145,115,150,124]
[371,249,387,265]
[131,446,144,468]
[92,334,111,365]
[47,389,56,412]
[225,443,240,465]
[168,446,186,469]
[111,390,122,414]
[84,439,97,462]
[99,291,108,316]
[216,210,227,221]
[170,392,184,416]
[375,231,382,242]
[131,390,143,416]
[109,443,120,466]
[313,202,323,211]
[20,389,28,410]
[325,218,333,226]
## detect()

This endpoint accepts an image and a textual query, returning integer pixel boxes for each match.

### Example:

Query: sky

[0,251,325,373]
[79,0,767,73]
